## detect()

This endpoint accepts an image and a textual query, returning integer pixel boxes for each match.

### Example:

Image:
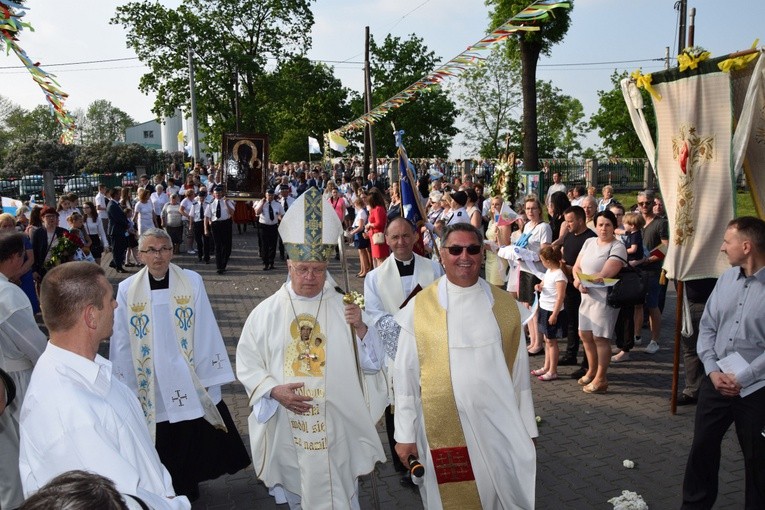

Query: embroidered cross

[172,390,188,407]
[671,124,714,246]
[212,354,223,369]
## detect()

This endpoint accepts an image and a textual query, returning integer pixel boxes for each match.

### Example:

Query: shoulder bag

[606,253,648,308]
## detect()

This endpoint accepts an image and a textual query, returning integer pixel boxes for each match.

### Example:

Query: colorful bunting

[1,1,76,143]
[327,0,570,140]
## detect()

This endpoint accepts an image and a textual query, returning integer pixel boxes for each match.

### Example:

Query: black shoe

[268,264,275,270]
[108,261,116,268]
[216,269,225,274]
[559,356,578,366]
[263,265,270,271]
[676,394,698,406]
[570,367,587,379]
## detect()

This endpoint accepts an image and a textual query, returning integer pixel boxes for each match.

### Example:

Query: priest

[363,216,443,482]
[237,187,386,510]
[393,223,538,509]
[110,228,250,501]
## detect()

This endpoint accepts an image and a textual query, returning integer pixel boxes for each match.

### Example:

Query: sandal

[577,376,593,386]
[530,368,547,376]
[538,372,558,381]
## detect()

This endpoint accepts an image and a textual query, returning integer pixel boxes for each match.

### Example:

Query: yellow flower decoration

[630,69,661,101]
[718,40,760,74]
[677,50,711,72]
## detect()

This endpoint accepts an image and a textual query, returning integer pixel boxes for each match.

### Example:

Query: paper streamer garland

[327,0,571,142]
[1,1,76,143]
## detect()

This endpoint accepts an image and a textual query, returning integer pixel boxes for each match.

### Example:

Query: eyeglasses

[443,244,481,256]
[290,265,326,277]
[139,247,173,256]
[637,202,651,206]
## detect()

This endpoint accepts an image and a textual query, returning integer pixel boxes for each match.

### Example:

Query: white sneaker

[187,249,197,255]
[645,340,660,354]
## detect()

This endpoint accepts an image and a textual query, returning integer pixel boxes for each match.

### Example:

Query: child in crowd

[622,212,646,264]
[531,246,568,381]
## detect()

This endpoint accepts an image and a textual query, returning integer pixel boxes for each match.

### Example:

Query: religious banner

[221,133,268,200]
[626,48,765,281]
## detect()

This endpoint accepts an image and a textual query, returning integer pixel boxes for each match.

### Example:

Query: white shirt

[254,198,284,226]
[151,192,170,217]
[179,197,195,221]
[539,268,567,311]
[19,343,190,509]
[95,192,108,219]
[204,198,234,222]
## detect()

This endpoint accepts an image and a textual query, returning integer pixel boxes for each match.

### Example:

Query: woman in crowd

[14,206,29,232]
[66,211,94,263]
[82,201,108,265]
[465,188,482,229]
[348,196,371,277]
[517,196,552,356]
[56,195,78,230]
[25,206,42,238]
[0,212,38,313]
[387,183,402,221]
[598,185,615,212]
[547,191,571,244]
[484,196,513,287]
[161,193,184,254]
[572,210,627,394]
[133,188,155,236]
[365,188,390,267]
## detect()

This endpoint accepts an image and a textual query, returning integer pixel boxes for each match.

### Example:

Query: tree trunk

[519,39,542,173]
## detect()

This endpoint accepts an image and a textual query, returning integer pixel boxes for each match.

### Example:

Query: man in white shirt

[394,223,538,509]
[545,171,567,206]
[151,185,169,227]
[278,184,296,260]
[94,183,110,237]
[204,188,235,274]
[0,232,48,509]
[19,262,190,509]
[254,188,284,271]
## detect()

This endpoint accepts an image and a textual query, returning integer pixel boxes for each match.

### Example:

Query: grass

[611,190,758,218]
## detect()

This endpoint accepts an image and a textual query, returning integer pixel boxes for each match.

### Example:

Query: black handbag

[607,255,648,308]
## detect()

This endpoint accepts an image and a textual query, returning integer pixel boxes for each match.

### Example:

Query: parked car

[64,176,100,195]
[18,175,44,200]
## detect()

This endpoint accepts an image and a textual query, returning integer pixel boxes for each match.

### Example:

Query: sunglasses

[443,244,481,256]
[637,201,651,206]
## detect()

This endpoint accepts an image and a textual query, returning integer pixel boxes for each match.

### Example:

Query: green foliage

[112,0,316,146]
[2,140,79,176]
[83,100,135,144]
[589,70,656,158]
[4,105,62,144]
[457,47,522,158]
[367,34,458,158]
[271,128,313,162]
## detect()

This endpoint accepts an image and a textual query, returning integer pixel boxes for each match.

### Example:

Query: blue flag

[399,156,422,224]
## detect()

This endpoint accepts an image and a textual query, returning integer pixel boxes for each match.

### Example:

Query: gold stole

[414,282,520,509]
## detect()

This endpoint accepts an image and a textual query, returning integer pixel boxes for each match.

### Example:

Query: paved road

[105,228,746,509]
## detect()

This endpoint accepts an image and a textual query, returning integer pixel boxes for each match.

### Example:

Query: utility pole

[187,47,201,164]
[676,0,687,53]
[363,26,377,179]
[687,7,696,47]
[665,46,671,69]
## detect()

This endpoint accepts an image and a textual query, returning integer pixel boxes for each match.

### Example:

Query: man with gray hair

[580,195,598,231]
[109,228,249,501]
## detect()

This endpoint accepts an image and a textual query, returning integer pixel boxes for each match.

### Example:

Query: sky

[1,0,764,158]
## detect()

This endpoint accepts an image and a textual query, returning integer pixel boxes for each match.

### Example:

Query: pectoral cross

[172,389,188,407]
[212,353,223,369]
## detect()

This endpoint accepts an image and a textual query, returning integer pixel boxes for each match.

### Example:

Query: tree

[534,80,587,158]
[4,105,63,144]
[457,47,522,158]
[589,70,656,158]
[367,34,458,158]
[487,0,573,171]
[112,0,315,146]
[260,56,353,160]
[2,140,78,176]
[82,100,135,144]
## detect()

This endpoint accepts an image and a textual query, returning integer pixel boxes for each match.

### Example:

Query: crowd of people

[0,159,763,509]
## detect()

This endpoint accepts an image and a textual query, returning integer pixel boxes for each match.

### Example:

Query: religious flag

[400,158,422,224]
[327,132,348,153]
[177,130,185,152]
[308,136,322,154]
[626,50,765,281]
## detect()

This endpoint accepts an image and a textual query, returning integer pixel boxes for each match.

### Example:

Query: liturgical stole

[413,282,520,509]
